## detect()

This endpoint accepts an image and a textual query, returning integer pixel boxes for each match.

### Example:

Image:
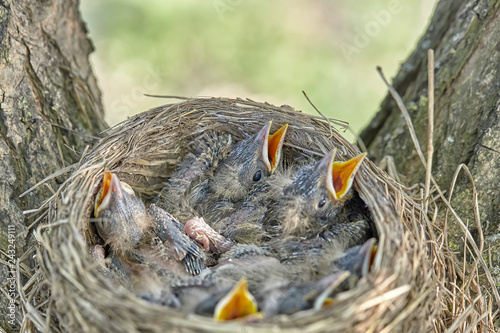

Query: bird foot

[184,216,234,254]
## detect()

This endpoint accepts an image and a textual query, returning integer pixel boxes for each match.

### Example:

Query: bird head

[211,121,288,202]
[94,172,150,252]
[277,150,367,235]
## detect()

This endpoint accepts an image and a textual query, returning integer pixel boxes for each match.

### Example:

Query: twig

[347,127,368,152]
[19,165,75,198]
[143,94,189,100]
[376,67,427,167]
[358,285,411,311]
[444,295,481,333]
[302,91,335,137]
[49,122,101,141]
[425,49,434,213]
[447,164,484,254]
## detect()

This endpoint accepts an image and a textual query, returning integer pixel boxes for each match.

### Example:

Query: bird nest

[16,97,493,332]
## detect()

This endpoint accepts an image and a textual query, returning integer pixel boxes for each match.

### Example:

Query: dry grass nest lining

[19,97,491,332]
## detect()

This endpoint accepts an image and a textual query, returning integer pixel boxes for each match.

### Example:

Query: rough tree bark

[0,0,107,330]
[360,0,500,293]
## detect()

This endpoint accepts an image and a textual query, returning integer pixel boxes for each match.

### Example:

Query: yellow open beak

[267,123,288,173]
[214,277,260,321]
[94,172,113,217]
[326,153,367,201]
[94,171,133,217]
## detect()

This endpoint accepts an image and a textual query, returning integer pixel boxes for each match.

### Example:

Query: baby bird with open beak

[94,172,150,255]
[268,150,373,247]
[93,172,206,277]
[197,149,374,254]
[172,238,378,320]
[197,121,288,206]
[156,121,288,223]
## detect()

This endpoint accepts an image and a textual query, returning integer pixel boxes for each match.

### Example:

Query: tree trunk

[0,0,107,330]
[360,0,500,292]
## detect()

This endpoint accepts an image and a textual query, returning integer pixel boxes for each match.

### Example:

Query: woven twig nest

[19,97,489,332]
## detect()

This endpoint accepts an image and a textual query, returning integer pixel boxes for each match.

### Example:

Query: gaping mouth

[260,122,289,173]
[326,153,367,201]
[214,277,260,321]
[94,172,126,217]
[267,123,288,173]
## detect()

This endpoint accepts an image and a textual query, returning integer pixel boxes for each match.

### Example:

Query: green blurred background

[80,0,435,141]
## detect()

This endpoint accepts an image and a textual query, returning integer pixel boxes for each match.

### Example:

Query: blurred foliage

[80,0,435,141]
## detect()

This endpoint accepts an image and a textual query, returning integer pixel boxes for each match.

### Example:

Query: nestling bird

[266,150,371,243]
[93,171,205,276]
[204,149,373,250]
[138,245,279,318]
[267,238,378,315]
[156,130,233,221]
[94,172,150,255]
[196,121,289,205]
[179,244,297,319]
[155,121,288,223]
[181,238,378,319]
